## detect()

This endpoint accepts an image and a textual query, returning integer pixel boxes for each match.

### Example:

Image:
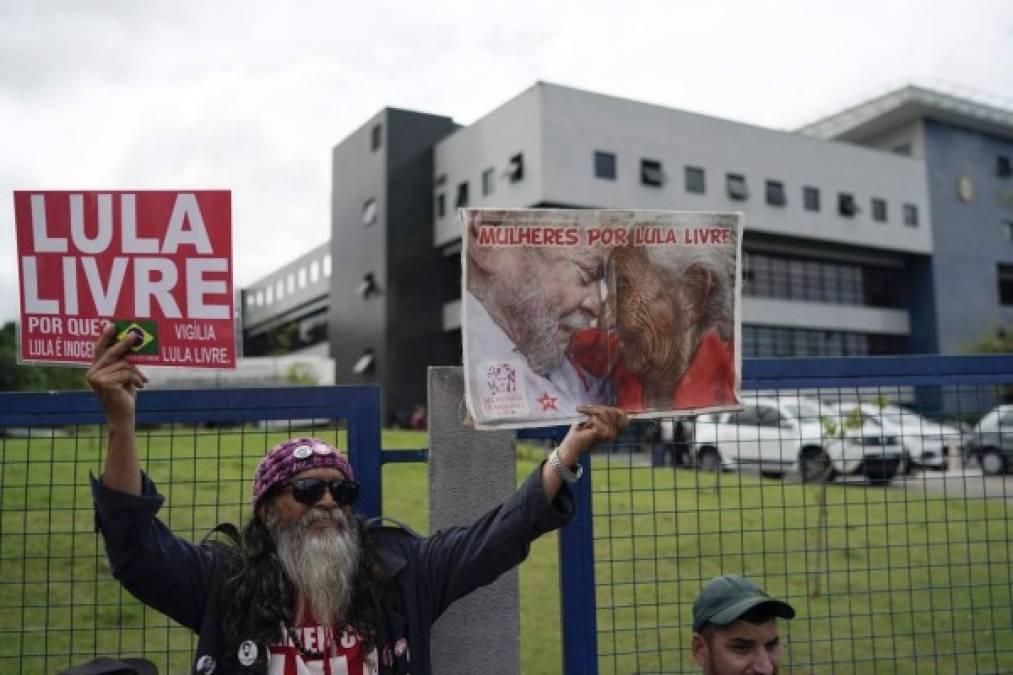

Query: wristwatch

[549,448,584,484]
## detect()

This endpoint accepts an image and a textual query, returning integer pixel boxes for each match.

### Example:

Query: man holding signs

[86,324,627,673]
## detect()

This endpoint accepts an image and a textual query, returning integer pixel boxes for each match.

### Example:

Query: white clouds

[2,0,1012,324]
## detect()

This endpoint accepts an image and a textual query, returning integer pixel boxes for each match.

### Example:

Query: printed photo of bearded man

[464,211,612,425]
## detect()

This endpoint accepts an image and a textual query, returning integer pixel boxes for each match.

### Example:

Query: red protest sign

[14,190,235,368]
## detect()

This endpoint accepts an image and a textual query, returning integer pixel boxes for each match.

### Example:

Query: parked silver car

[962,403,1013,475]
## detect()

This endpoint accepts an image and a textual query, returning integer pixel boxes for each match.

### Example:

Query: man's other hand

[559,405,629,462]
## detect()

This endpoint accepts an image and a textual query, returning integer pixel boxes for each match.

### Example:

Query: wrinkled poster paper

[462,209,743,429]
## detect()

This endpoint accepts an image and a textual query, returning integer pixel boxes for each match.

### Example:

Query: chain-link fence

[0,387,380,674]
[582,359,1013,674]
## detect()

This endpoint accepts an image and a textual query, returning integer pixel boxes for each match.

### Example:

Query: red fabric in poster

[570,328,736,412]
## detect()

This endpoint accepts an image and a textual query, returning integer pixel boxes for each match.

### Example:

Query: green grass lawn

[1,428,1010,673]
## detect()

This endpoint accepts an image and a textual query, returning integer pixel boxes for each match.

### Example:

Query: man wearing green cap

[691,575,796,674]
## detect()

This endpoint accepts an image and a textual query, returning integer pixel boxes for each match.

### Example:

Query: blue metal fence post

[559,450,599,674]
[345,385,383,519]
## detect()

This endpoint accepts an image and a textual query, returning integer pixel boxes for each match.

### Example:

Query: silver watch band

[549,448,584,484]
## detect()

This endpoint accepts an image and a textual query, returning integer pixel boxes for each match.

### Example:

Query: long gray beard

[268,508,361,625]
[515,283,591,377]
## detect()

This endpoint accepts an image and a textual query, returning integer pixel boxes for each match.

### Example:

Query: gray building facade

[242,83,1013,421]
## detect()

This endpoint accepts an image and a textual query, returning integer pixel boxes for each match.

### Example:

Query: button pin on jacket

[238,640,258,666]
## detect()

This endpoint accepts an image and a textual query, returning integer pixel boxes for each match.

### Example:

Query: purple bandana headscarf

[251,437,355,509]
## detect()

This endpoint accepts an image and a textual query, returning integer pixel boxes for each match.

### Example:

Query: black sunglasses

[285,477,360,507]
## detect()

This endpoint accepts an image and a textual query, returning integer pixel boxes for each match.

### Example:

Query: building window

[482,168,495,195]
[1003,221,1013,242]
[362,198,378,227]
[640,159,664,186]
[903,203,919,227]
[685,166,705,194]
[310,260,320,283]
[998,156,1012,178]
[357,272,378,298]
[838,193,857,217]
[323,254,332,277]
[255,290,264,307]
[742,325,905,357]
[370,124,382,152]
[892,143,912,156]
[287,273,295,293]
[1000,265,1013,305]
[275,280,284,300]
[456,181,469,207]
[872,198,888,223]
[246,294,254,308]
[434,173,446,187]
[741,250,902,308]
[726,173,748,200]
[594,151,617,180]
[507,153,524,182]
[765,180,786,206]
[265,286,273,305]
[298,267,307,289]
[803,186,820,212]
[352,348,375,375]
[436,193,446,218]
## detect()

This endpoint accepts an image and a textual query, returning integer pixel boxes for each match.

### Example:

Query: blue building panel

[923,119,1013,353]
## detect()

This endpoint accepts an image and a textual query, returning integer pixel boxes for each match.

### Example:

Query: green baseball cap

[692,575,795,632]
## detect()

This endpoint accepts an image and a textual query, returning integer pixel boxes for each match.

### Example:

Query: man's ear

[683,264,714,324]
[692,632,709,666]
[467,218,495,272]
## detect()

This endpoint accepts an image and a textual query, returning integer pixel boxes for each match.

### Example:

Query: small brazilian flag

[114,320,158,355]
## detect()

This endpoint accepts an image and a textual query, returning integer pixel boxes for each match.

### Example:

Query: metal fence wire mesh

[592,384,1012,674]
[0,421,350,674]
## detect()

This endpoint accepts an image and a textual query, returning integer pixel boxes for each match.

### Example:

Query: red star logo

[537,391,559,412]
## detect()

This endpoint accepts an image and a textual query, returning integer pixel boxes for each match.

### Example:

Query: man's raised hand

[86,323,148,428]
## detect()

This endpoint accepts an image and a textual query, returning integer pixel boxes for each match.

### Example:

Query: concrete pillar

[428,366,519,675]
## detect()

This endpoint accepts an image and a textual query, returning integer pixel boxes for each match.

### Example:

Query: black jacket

[91,463,573,674]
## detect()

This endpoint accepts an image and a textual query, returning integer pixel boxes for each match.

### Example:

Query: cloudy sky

[2,0,1012,324]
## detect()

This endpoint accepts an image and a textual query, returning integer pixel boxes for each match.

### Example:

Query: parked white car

[693,395,904,484]
[831,402,960,471]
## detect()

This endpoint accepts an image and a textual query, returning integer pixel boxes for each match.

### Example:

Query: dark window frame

[903,203,919,227]
[507,153,524,182]
[726,173,748,200]
[998,155,1012,178]
[370,124,382,152]
[482,168,495,196]
[999,264,1013,305]
[640,158,664,187]
[685,166,706,194]
[765,180,786,206]
[594,151,617,180]
[838,192,857,218]
[803,186,820,212]
[871,198,888,223]
[436,193,446,219]
[455,181,469,208]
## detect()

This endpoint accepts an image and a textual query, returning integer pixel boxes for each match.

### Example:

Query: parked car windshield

[782,399,821,421]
